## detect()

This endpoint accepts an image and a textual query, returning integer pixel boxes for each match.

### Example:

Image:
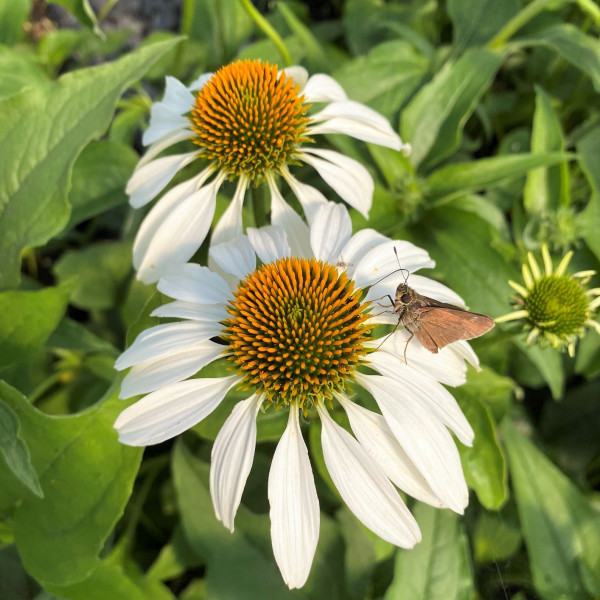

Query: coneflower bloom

[114,203,478,589]
[496,244,600,355]
[126,59,409,283]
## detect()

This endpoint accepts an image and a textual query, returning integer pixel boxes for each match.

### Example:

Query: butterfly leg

[403,331,414,364]
[374,319,401,350]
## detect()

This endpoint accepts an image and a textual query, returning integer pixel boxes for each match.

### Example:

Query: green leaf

[0,0,31,44]
[0,37,182,290]
[401,48,503,168]
[513,340,564,400]
[454,394,508,510]
[473,510,522,563]
[502,420,600,600]
[0,285,70,369]
[332,41,429,121]
[384,502,474,600]
[515,24,600,93]
[0,381,142,587]
[0,46,48,101]
[172,441,301,599]
[50,0,102,36]
[524,86,568,214]
[185,0,253,67]
[54,241,132,311]
[447,0,520,50]
[577,126,600,262]
[425,153,573,203]
[0,399,42,497]
[407,207,516,316]
[46,317,118,356]
[67,140,138,229]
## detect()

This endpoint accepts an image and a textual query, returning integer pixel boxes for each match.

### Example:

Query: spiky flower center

[223,258,372,410]
[189,59,310,181]
[526,275,588,335]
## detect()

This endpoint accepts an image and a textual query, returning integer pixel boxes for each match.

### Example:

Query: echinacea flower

[126,59,410,283]
[114,203,478,589]
[496,244,600,355]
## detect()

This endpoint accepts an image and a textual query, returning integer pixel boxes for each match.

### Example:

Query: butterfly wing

[413,307,495,353]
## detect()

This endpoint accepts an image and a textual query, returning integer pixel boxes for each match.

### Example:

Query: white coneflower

[126,59,410,283]
[496,244,600,355]
[114,203,478,589]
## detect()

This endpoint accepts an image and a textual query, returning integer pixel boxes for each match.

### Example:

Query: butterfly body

[393,283,495,354]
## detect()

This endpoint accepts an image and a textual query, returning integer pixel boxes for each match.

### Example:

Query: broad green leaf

[515,24,600,92]
[0,381,142,587]
[407,208,516,316]
[337,507,377,600]
[0,0,30,44]
[502,420,600,599]
[184,0,253,68]
[67,140,138,229]
[45,559,174,600]
[524,87,568,214]
[447,0,520,50]
[0,37,182,290]
[513,340,564,400]
[401,49,502,168]
[0,46,48,100]
[54,241,132,311]
[50,0,101,36]
[425,153,573,202]
[333,41,429,120]
[473,510,522,563]
[455,395,508,510]
[46,317,118,356]
[456,367,515,423]
[0,399,42,497]
[0,285,70,369]
[577,126,600,262]
[384,502,474,600]
[148,526,203,582]
[172,441,302,599]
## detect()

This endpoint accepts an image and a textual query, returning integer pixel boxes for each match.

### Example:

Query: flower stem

[252,183,270,227]
[238,0,292,66]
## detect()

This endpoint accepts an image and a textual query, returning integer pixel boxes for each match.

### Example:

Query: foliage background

[1,0,600,598]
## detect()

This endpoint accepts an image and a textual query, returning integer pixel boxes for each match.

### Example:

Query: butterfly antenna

[393,246,410,284]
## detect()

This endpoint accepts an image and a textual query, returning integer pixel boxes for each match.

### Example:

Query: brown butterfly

[375,249,495,361]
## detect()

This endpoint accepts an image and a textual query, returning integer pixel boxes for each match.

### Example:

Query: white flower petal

[119,340,224,398]
[211,176,249,247]
[158,263,232,304]
[115,321,222,370]
[281,66,308,89]
[267,177,312,259]
[209,236,256,281]
[114,375,240,446]
[281,168,328,226]
[365,352,474,445]
[188,71,213,91]
[310,202,352,263]
[137,129,192,168]
[247,225,291,264]
[338,229,389,278]
[300,148,373,218]
[355,373,469,514]
[336,393,443,508]
[368,330,469,387]
[161,76,195,114]
[211,394,262,531]
[127,152,199,208]
[269,405,319,589]
[317,405,421,548]
[352,239,434,290]
[151,301,229,322]
[135,174,224,284]
[447,340,480,370]
[143,105,190,146]
[309,100,403,150]
[302,73,347,103]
